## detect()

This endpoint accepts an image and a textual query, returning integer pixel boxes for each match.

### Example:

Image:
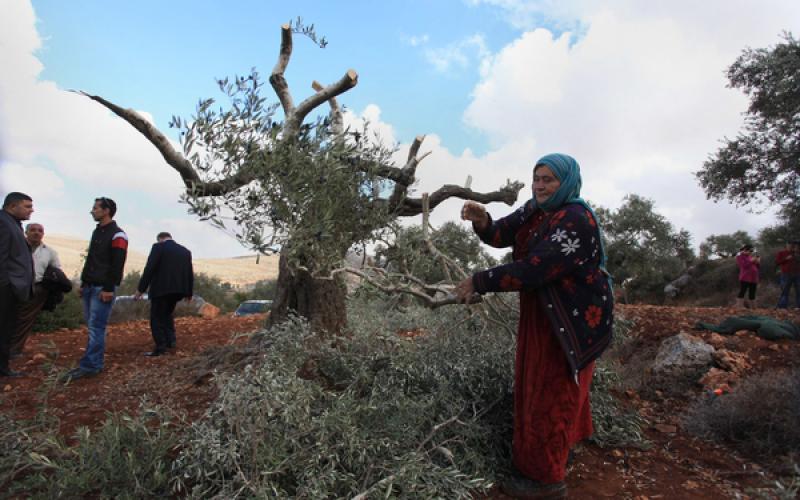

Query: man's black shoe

[144,350,167,357]
[0,367,25,377]
[59,368,99,383]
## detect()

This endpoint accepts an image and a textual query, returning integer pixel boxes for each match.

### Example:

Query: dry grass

[47,234,278,287]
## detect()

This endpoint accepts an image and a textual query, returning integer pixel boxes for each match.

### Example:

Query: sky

[1,0,798,259]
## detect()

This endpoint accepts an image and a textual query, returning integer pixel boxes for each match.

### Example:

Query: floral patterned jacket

[472,200,614,379]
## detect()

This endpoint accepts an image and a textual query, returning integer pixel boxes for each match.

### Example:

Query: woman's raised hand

[461,201,489,230]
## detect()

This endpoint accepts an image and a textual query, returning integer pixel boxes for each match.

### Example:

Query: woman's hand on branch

[461,201,488,231]
[454,277,476,304]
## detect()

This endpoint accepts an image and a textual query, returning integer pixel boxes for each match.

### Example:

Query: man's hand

[134,291,143,301]
[461,201,489,231]
[99,291,114,303]
[454,277,476,304]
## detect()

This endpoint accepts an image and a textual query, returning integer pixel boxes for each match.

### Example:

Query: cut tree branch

[398,181,524,216]
[73,91,254,196]
[270,24,295,116]
[285,70,358,135]
[388,135,431,209]
[312,80,343,135]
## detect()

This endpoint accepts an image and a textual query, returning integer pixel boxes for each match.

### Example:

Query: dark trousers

[0,285,21,370]
[10,283,47,354]
[150,294,182,350]
[738,281,757,300]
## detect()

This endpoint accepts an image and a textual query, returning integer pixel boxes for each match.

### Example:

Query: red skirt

[512,290,595,483]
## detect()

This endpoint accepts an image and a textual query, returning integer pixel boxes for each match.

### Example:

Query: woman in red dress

[455,153,613,499]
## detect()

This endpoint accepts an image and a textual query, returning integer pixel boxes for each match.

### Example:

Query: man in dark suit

[0,192,35,377]
[135,232,193,356]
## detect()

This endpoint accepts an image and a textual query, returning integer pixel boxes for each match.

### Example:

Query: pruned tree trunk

[269,253,348,334]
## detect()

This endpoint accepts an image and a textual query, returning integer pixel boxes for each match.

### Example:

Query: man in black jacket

[0,192,34,377]
[135,232,193,356]
[62,197,127,382]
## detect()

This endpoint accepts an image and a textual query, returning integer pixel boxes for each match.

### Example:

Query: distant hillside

[46,235,279,287]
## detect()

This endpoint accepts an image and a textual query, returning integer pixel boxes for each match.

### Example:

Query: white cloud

[459,0,800,246]
[466,0,585,32]
[402,34,430,47]
[0,162,65,200]
[0,0,247,258]
[425,34,490,73]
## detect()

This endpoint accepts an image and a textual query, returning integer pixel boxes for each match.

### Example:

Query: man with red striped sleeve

[62,197,128,382]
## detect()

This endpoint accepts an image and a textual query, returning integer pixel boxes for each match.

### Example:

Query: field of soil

[2,305,799,498]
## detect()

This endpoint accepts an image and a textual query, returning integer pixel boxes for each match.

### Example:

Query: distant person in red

[735,244,760,308]
[135,232,193,356]
[775,240,800,309]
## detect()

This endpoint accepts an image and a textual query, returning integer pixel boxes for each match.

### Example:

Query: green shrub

[3,405,178,499]
[234,278,278,303]
[32,290,83,333]
[172,297,645,498]
[193,272,239,312]
[684,369,800,459]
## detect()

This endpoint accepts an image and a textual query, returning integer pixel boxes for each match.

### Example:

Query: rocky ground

[1,305,799,498]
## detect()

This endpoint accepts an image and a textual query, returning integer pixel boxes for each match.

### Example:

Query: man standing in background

[135,232,193,356]
[62,197,127,382]
[0,192,34,377]
[9,222,62,355]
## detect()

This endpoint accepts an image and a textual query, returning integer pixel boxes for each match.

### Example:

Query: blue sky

[31,0,524,154]
[2,0,799,260]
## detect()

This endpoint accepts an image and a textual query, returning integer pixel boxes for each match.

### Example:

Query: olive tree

[79,22,522,333]
[697,33,800,212]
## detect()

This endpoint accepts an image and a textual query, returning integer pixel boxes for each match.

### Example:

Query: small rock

[611,449,624,457]
[768,344,781,352]
[3,385,11,392]
[683,480,700,489]
[707,333,727,348]
[699,367,739,389]
[714,349,751,374]
[32,353,47,361]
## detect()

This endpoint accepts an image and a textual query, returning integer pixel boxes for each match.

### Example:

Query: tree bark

[269,252,348,334]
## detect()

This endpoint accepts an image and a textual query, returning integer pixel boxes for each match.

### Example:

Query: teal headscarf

[533,153,610,275]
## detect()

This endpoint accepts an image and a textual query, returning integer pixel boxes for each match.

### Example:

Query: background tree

[697,33,799,214]
[598,194,695,302]
[375,221,497,287]
[79,21,522,333]
[699,231,754,259]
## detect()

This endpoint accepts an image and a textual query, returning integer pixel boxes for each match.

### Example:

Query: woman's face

[533,165,561,204]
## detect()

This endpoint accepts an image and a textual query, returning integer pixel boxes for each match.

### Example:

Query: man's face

[7,200,34,221]
[91,201,109,222]
[26,224,44,245]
